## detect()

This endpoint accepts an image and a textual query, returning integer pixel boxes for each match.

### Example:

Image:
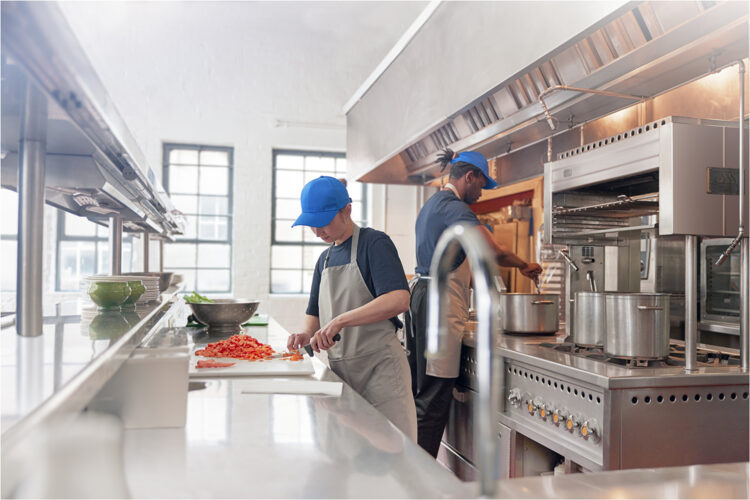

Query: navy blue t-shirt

[306,227,408,330]
[415,189,480,275]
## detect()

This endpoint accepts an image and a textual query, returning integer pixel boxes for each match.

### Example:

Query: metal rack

[1,2,185,336]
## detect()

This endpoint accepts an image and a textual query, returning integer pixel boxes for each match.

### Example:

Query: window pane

[166,268,196,291]
[169,166,198,193]
[271,270,301,293]
[276,154,303,170]
[176,215,198,240]
[200,150,229,166]
[1,189,18,236]
[275,199,299,219]
[275,222,302,243]
[271,245,302,269]
[304,171,336,184]
[197,269,230,292]
[164,243,196,267]
[169,149,198,165]
[197,243,230,268]
[275,170,304,199]
[199,167,228,196]
[97,243,110,274]
[303,270,315,291]
[1,241,17,291]
[96,223,110,238]
[306,156,335,172]
[171,195,198,215]
[350,183,364,202]
[335,158,347,174]
[303,246,323,270]
[199,196,229,215]
[198,216,229,241]
[122,243,133,273]
[59,241,96,291]
[64,213,97,237]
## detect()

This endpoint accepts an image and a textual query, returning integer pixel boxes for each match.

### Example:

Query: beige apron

[425,258,472,378]
[319,225,418,441]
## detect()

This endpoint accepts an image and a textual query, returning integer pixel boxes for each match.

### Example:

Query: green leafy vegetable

[184,291,214,304]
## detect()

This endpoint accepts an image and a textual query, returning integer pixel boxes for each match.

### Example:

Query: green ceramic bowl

[122,280,146,308]
[88,282,131,311]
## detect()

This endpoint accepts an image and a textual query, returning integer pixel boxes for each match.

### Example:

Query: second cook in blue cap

[287,176,418,440]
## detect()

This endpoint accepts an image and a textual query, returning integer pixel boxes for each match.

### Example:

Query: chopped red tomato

[195,334,275,361]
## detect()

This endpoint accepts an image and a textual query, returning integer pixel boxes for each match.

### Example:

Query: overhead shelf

[0,1,184,237]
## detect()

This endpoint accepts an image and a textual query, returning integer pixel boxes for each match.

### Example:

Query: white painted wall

[56,1,425,332]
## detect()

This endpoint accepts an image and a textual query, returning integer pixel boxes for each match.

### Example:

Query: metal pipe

[16,80,47,338]
[559,249,579,272]
[742,237,749,371]
[538,85,645,130]
[142,232,150,272]
[426,224,500,498]
[109,215,122,275]
[685,235,698,372]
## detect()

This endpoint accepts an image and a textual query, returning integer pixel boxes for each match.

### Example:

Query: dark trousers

[405,278,457,458]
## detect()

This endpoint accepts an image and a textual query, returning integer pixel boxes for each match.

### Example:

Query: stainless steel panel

[613,385,749,469]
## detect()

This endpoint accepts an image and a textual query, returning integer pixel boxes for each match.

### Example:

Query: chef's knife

[265,333,341,359]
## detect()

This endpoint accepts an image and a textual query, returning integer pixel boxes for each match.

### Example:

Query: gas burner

[538,340,740,368]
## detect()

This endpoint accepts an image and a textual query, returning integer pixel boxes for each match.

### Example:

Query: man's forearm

[303,314,321,335]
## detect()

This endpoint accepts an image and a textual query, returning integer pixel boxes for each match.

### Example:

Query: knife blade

[265,333,341,360]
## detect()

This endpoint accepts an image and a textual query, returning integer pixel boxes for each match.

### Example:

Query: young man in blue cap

[287,176,417,441]
[406,149,543,457]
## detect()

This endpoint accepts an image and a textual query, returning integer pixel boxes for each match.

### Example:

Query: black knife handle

[303,333,341,357]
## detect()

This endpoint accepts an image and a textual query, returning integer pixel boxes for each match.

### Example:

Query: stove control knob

[532,398,545,417]
[565,414,579,432]
[526,399,536,415]
[538,402,551,420]
[507,388,522,407]
[581,419,601,440]
[552,408,568,426]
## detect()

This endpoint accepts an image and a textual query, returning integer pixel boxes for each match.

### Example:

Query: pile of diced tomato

[196,334,276,360]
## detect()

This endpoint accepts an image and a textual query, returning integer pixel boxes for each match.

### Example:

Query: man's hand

[310,317,344,352]
[287,332,312,351]
[520,262,543,281]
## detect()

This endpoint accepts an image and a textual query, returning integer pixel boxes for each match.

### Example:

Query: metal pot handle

[532,300,555,305]
[637,305,664,311]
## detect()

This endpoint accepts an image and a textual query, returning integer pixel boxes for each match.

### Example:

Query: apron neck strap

[350,224,360,263]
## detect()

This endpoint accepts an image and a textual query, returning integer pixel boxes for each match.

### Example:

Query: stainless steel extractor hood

[346,1,749,185]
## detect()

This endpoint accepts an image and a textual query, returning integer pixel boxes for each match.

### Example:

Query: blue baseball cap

[452,151,498,189]
[292,176,352,228]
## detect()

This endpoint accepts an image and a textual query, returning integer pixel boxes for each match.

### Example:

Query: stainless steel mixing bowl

[124,272,174,292]
[187,299,260,335]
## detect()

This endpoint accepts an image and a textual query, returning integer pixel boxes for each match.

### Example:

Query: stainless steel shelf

[0,2,184,237]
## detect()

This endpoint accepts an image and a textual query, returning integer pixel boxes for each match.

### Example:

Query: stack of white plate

[81,274,161,304]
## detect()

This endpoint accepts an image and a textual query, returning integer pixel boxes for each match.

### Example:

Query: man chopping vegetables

[287,176,417,441]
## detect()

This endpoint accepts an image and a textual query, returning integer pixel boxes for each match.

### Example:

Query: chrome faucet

[426,224,501,498]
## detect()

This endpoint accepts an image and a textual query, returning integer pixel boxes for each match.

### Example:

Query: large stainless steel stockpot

[605,293,671,359]
[499,293,559,333]
[573,292,607,347]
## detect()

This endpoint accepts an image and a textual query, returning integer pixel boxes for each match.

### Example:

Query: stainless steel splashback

[544,116,747,245]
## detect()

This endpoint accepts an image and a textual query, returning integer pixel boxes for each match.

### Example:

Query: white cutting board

[189,351,314,377]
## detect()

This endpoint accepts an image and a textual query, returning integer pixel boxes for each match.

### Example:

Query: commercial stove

[445,333,749,479]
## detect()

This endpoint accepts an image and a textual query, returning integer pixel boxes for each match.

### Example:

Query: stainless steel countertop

[1,288,185,445]
[463,331,749,389]
[122,318,470,498]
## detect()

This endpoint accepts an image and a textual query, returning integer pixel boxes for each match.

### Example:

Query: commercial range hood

[0,2,184,237]
[346,1,749,185]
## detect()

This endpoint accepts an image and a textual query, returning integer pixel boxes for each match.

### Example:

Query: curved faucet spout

[426,224,502,498]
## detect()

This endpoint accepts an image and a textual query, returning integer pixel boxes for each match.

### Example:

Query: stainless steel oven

[700,238,741,345]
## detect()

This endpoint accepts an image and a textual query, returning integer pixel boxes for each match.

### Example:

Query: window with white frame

[0,189,18,292]
[271,150,367,294]
[162,144,233,293]
[56,212,135,291]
